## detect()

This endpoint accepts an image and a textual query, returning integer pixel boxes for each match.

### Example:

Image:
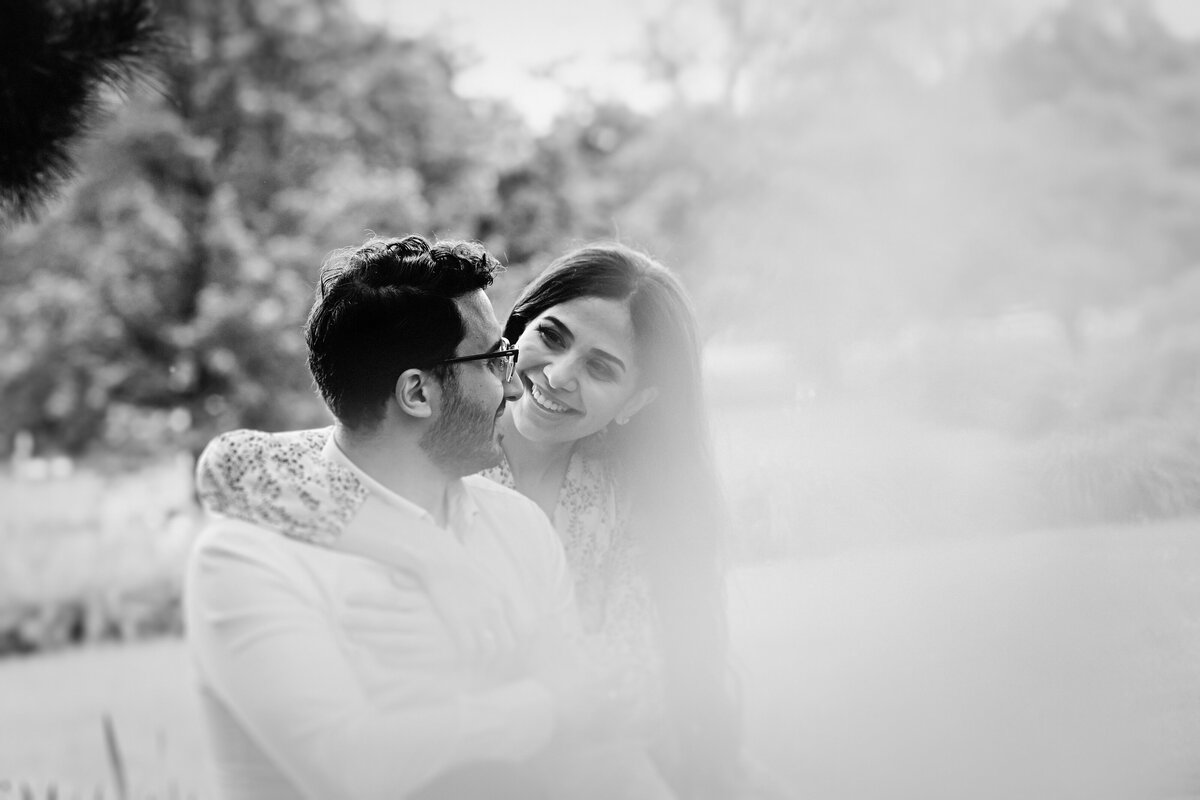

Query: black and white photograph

[3,0,1200,798]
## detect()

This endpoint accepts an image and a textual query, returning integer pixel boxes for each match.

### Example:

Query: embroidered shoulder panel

[194,427,367,547]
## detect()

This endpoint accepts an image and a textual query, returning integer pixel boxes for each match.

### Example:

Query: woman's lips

[525,380,576,414]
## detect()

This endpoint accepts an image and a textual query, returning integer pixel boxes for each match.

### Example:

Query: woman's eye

[588,360,616,381]
[538,325,564,348]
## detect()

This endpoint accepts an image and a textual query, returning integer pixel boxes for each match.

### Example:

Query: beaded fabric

[482,449,656,665]
[194,427,367,547]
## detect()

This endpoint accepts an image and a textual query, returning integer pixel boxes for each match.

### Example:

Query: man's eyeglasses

[437,338,519,382]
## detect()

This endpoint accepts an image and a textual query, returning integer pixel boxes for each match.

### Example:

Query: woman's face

[509,295,656,445]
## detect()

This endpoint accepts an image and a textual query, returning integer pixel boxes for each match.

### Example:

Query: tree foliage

[2,0,1199,457]
[0,0,528,457]
[560,0,1200,380]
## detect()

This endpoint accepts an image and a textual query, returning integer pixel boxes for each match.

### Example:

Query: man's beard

[419,372,504,477]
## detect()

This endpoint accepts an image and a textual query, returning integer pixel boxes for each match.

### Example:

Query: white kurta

[185,438,577,800]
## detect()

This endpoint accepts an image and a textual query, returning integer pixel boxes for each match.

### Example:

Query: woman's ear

[615,386,658,425]
[394,369,436,419]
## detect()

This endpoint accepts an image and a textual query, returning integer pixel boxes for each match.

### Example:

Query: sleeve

[185,525,556,800]
[195,431,492,625]
[194,428,363,546]
[529,503,582,637]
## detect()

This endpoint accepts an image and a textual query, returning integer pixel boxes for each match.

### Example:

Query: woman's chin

[511,401,583,445]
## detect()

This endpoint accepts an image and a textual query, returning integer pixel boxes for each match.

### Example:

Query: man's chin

[420,399,506,477]
[425,441,504,478]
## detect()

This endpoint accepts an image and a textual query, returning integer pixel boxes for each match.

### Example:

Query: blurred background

[3,0,1200,797]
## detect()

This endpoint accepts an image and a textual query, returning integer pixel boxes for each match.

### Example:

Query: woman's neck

[497,413,576,518]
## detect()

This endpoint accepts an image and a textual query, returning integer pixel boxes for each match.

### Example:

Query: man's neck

[333,423,454,526]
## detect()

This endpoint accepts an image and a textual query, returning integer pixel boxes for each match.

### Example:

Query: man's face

[420,289,521,477]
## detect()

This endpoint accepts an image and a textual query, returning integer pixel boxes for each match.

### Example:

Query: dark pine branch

[0,0,170,225]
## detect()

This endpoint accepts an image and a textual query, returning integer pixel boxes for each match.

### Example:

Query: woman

[196,243,741,798]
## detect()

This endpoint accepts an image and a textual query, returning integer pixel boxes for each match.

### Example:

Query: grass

[4,399,1200,797]
[0,457,196,655]
[0,639,212,799]
[3,517,1200,799]
[727,515,1200,800]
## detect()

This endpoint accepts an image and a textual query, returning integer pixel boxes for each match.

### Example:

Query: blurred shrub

[1072,272,1200,425]
[715,397,1200,559]
[0,458,195,658]
[712,401,1039,559]
[838,278,1200,430]
[1033,416,1200,526]
[839,312,1080,437]
[0,579,184,657]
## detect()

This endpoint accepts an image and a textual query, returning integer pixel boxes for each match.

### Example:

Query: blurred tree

[5,0,1200,456]
[0,0,532,458]
[982,0,1200,345]
[570,0,1200,388]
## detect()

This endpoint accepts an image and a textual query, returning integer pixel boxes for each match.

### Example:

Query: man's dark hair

[304,234,499,429]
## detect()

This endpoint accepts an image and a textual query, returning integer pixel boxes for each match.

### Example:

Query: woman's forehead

[539,296,636,349]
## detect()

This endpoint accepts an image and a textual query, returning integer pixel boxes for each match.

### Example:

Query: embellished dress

[194,429,775,799]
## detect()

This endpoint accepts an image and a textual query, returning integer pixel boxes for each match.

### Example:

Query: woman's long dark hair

[507,244,741,798]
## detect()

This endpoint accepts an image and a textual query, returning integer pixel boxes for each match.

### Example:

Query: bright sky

[1157,0,1200,34]
[353,0,670,128]
[352,0,1200,128]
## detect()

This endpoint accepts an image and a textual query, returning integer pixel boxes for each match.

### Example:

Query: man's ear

[616,386,658,426]
[394,369,436,419]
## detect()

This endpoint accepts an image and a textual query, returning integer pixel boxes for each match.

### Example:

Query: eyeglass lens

[494,353,515,381]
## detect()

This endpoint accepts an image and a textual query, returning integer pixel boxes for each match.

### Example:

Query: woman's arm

[194,428,358,546]
[194,428,518,662]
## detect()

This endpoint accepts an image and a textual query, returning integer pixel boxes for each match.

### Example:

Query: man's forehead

[454,289,501,349]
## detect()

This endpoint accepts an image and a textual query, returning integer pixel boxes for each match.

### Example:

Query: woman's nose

[543,358,578,390]
[502,369,523,402]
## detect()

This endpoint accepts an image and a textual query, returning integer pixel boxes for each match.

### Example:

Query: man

[185,235,613,799]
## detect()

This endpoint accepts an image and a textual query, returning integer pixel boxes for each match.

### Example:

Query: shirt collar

[321,433,479,535]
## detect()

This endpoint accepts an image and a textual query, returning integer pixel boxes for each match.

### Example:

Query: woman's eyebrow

[592,350,626,371]
[541,315,573,343]
[545,316,627,371]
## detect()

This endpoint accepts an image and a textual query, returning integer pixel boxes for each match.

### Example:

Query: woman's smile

[524,379,577,415]
[510,296,649,444]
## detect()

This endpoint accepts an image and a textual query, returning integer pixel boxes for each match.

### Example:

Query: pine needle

[0,0,171,225]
